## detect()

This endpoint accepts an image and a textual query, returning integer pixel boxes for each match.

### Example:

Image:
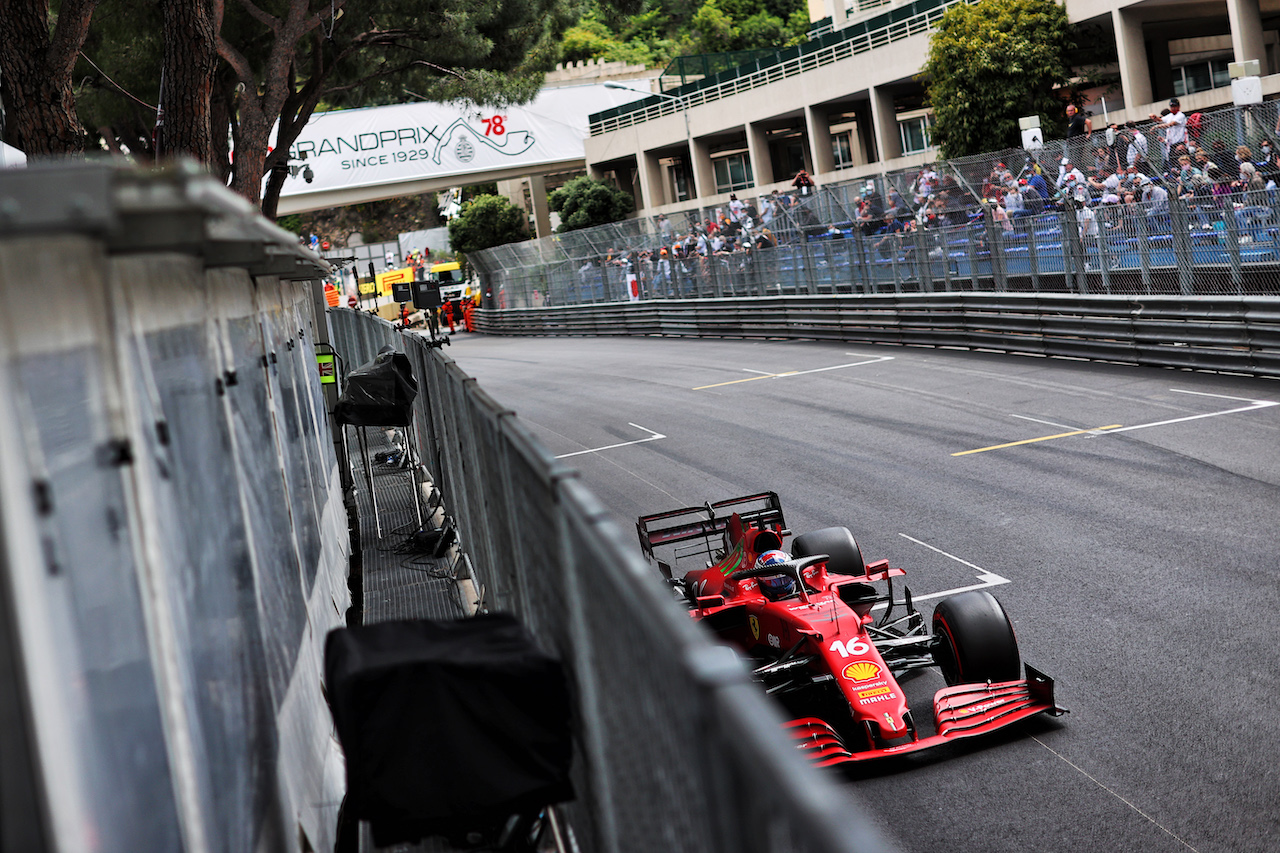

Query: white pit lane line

[693,354,894,390]
[554,423,666,459]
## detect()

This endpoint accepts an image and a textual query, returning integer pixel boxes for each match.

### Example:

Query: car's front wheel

[932,590,1021,686]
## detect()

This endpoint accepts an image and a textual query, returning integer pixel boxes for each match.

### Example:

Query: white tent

[0,142,27,168]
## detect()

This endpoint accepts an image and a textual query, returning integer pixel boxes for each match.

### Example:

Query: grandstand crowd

[547,104,1280,304]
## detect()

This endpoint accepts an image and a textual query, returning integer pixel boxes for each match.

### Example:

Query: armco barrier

[327,307,896,853]
[472,294,1280,379]
[0,163,347,852]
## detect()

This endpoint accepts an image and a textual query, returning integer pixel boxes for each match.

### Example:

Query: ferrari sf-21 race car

[637,493,1065,766]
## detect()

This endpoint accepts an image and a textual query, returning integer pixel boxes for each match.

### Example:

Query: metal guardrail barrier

[327,308,896,853]
[0,162,347,852]
[469,294,1280,379]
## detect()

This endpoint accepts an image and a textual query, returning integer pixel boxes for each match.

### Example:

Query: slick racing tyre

[790,526,865,576]
[932,590,1021,686]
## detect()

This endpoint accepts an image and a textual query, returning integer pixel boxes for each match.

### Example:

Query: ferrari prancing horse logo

[749,615,760,640]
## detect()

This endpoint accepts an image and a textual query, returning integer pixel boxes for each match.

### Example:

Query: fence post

[852,229,870,293]
[965,222,980,291]
[1135,205,1153,294]
[1061,201,1087,294]
[984,207,1007,292]
[1027,213,1042,292]
[1096,210,1113,295]
[1168,194,1195,296]
[803,241,818,295]
[1222,200,1244,295]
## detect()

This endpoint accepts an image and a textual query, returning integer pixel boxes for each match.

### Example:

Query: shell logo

[843,661,881,682]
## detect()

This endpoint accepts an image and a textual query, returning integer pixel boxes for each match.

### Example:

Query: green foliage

[690,1,737,53]
[921,0,1074,159]
[564,0,807,64]
[276,214,304,235]
[686,0,805,52]
[448,194,528,255]
[547,175,634,232]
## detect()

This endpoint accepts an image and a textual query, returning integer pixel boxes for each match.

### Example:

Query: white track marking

[1011,414,1077,430]
[554,423,666,458]
[693,355,894,389]
[1030,736,1202,852]
[1104,390,1277,434]
[1011,414,1114,436]
[1169,388,1274,404]
[887,534,1010,604]
[962,390,1277,456]
[786,355,895,376]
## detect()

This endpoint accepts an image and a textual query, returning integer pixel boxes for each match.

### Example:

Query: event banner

[276,84,638,199]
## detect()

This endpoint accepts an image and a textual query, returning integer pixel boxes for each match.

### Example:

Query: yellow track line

[953,425,1123,457]
[693,371,799,390]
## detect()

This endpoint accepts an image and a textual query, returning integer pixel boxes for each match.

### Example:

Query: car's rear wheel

[790,526,865,576]
[932,590,1021,686]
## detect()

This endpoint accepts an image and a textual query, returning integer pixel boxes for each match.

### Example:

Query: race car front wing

[785,665,1066,767]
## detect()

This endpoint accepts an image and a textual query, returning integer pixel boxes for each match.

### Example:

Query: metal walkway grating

[348,426,466,625]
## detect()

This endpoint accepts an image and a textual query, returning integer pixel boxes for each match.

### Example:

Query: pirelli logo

[857,686,891,700]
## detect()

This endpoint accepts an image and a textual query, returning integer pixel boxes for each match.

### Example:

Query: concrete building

[585,0,1280,217]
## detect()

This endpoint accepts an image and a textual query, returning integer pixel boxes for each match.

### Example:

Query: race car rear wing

[637,492,787,563]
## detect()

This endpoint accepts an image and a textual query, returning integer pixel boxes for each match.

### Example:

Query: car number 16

[829,639,871,657]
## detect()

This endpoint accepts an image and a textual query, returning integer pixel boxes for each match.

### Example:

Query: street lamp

[603,81,696,202]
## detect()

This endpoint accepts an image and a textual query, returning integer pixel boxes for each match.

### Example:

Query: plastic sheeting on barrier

[0,164,348,853]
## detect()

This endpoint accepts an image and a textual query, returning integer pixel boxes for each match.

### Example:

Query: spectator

[1020,178,1046,214]
[1235,161,1265,193]
[1091,162,1127,196]
[728,193,745,223]
[873,213,909,259]
[1193,148,1218,175]
[991,196,1014,236]
[1257,139,1276,168]
[792,168,815,196]
[1004,182,1026,217]
[1056,158,1085,189]
[1141,177,1170,220]
[886,185,908,219]
[915,165,939,201]
[1026,170,1051,206]
[1125,123,1149,170]
[1150,98,1187,157]
[1066,103,1091,164]
[1123,163,1148,189]
[1093,144,1117,176]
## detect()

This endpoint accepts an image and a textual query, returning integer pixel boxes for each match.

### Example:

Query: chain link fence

[472,102,1280,307]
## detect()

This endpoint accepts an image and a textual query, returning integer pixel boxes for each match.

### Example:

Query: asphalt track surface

[445,332,1280,853]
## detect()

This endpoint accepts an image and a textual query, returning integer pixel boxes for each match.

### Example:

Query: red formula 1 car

[637,493,1065,766]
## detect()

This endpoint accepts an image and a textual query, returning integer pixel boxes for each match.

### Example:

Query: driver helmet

[754,550,796,600]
